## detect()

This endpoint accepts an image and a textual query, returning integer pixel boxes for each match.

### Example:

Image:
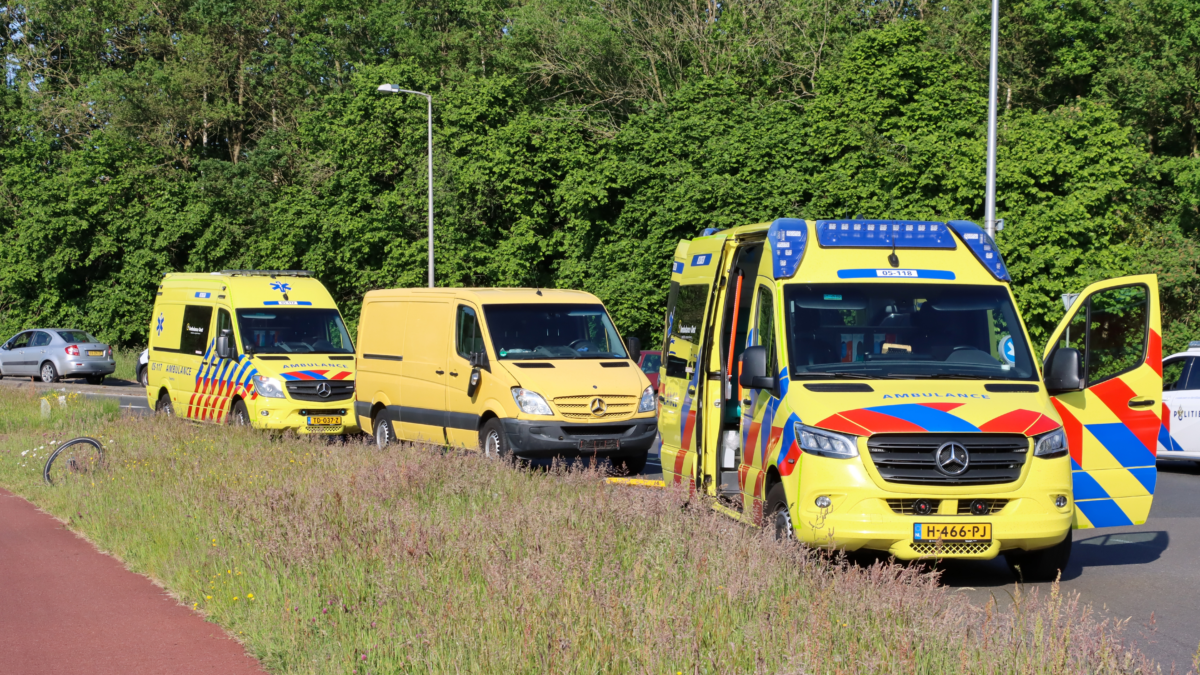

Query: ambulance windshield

[783,283,1036,381]
[236,308,354,354]
[483,303,628,360]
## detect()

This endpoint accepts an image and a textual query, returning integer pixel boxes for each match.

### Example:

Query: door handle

[687,387,696,395]
[435,369,445,375]
[658,395,665,402]
[449,371,459,377]
[742,398,752,406]
[1128,396,1156,409]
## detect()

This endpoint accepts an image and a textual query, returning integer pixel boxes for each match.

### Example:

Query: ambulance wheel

[766,482,794,541]
[373,414,394,449]
[480,419,511,460]
[155,392,174,416]
[610,452,648,476]
[40,361,60,383]
[229,400,250,426]
[86,375,105,385]
[1004,534,1072,582]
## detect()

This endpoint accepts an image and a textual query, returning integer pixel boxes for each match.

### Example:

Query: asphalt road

[6,378,1195,669]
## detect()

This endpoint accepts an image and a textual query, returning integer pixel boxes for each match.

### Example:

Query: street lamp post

[984,0,1000,239]
[377,84,434,288]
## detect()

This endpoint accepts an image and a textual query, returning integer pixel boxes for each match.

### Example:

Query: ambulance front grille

[866,434,1029,486]
[553,394,637,420]
[286,380,355,402]
[911,541,993,557]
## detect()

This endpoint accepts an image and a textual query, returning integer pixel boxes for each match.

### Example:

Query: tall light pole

[984,0,1000,238]
[377,84,434,288]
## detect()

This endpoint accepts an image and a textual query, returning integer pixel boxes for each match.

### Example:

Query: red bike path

[0,488,266,674]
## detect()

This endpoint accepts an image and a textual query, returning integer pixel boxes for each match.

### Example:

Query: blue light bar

[947,220,1011,282]
[815,220,957,249]
[701,227,725,237]
[768,218,808,280]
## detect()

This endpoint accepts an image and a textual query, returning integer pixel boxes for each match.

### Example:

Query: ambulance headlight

[638,386,656,413]
[1034,428,1067,458]
[252,374,286,399]
[794,423,858,459]
[511,388,553,416]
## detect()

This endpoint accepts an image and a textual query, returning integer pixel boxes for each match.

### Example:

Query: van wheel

[40,362,60,383]
[480,419,511,459]
[373,414,395,449]
[610,451,648,476]
[229,400,250,426]
[155,392,174,416]
[766,482,793,541]
[1004,534,1072,582]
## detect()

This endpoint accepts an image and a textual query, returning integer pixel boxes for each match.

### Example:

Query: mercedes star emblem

[590,397,607,417]
[316,382,332,398]
[934,441,970,476]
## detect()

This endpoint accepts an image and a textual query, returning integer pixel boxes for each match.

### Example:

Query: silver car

[0,329,116,384]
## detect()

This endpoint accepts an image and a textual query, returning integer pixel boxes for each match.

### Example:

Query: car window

[7,332,32,349]
[1164,358,1190,391]
[1178,357,1200,391]
[639,353,661,374]
[180,305,214,356]
[29,332,52,348]
[216,309,239,353]
[57,330,98,343]
[456,305,484,358]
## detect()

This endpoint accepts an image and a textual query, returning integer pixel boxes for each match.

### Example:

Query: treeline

[1,0,1199,352]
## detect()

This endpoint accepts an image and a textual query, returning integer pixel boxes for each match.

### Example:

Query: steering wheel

[568,339,600,351]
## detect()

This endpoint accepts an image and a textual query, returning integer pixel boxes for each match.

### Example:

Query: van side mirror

[1045,348,1083,394]
[739,346,776,390]
[626,336,642,364]
[215,329,235,360]
[469,350,490,371]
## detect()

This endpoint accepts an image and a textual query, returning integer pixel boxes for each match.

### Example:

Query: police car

[1160,341,1200,463]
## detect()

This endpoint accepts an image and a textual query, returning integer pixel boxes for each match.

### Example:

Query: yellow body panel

[355,288,655,457]
[658,220,1160,560]
[145,272,359,434]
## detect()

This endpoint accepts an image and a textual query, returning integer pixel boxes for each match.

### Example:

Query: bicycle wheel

[43,437,105,486]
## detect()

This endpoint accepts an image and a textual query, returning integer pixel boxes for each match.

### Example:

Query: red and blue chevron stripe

[815,402,1059,437]
[280,370,351,381]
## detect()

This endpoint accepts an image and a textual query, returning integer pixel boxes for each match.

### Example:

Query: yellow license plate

[307,416,341,426]
[914,523,991,542]
[87,350,103,356]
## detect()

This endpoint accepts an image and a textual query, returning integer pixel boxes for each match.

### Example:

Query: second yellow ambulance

[659,219,1161,579]
[146,270,359,434]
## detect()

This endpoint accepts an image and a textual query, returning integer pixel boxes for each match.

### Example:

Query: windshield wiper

[887,373,1016,380]
[796,372,878,380]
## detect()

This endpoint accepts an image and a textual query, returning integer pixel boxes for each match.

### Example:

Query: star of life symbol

[156,313,165,336]
[270,282,292,293]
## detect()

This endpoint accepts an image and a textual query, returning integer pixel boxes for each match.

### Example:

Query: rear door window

[180,305,214,356]
[30,332,52,347]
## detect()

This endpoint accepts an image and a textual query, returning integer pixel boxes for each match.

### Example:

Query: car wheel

[86,374,105,385]
[373,413,395,449]
[229,399,250,426]
[138,367,149,387]
[155,392,174,416]
[40,361,60,383]
[610,451,648,476]
[1004,534,1072,582]
[766,482,793,541]
[479,418,511,460]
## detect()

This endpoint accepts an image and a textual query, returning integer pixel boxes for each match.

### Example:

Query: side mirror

[215,329,235,360]
[467,368,482,397]
[1045,348,1083,394]
[739,345,776,390]
[626,336,642,364]
[469,350,490,371]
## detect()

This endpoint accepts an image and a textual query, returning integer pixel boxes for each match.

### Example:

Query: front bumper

[63,360,117,377]
[501,417,658,459]
[248,399,361,434]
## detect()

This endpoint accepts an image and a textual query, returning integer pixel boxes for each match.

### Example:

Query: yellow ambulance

[660,219,1161,579]
[354,288,656,471]
[146,270,359,434]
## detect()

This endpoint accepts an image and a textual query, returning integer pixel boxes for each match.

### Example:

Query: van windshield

[482,303,628,360]
[783,283,1036,381]
[236,308,354,354]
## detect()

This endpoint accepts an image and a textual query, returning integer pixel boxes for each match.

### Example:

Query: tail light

[65,345,80,356]
[105,347,112,358]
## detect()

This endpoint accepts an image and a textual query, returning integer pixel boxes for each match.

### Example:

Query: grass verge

[0,388,1165,674]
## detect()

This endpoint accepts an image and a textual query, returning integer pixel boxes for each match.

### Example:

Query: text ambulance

[658,219,1161,580]
[146,270,359,434]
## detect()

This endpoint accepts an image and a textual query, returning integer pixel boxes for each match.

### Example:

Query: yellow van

[354,288,656,471]
[660,219,1161,580]
[146,270,359,434]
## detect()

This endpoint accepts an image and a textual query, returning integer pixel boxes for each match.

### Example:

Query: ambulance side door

[1042,274,1161,529]
[658,240,725,487]
[738,279,782,523]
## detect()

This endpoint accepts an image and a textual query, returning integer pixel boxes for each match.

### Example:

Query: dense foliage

[2,0,1199,353]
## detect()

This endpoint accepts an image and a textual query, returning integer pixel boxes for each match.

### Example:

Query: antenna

[888,234,900,268]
